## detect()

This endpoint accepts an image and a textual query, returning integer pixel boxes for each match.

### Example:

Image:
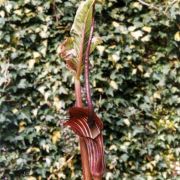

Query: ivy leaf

[17,79,29,89]
[174,31,180,41]
[90,36,102,53]
[51,130,61,144]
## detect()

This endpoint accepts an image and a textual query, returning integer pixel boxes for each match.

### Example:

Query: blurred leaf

[51,130,61,144]
[174,31,180,41]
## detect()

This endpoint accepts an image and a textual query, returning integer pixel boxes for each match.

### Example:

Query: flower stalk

[58,0,105,179]
[75,79,92,180]
[84,11,95,128]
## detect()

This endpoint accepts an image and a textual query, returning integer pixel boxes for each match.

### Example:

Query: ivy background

[0,0,180,179]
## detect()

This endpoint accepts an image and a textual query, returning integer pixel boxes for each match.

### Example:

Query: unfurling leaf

[59,35,101,75]
[58,37,77,73]
[71,0,96,59]
[58,0,100,78]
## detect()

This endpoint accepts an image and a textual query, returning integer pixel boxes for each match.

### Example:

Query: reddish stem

[84,6,103,180]
[93,176,102,180]
[74,4,103,180]
[79,137,92,180]
[84,13,95,128]
[75,79,83,107]
[75,79,92,180]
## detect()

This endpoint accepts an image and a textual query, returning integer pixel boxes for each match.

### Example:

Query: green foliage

[0,0,179,179]
[70,0,95,58]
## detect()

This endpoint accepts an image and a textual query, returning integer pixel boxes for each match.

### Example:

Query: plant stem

[75,78,83,107]
[93,176,102,180]
[84,12,95,128]
[75,78,92,180]
[84,7,103,180]
[79,137,92,180]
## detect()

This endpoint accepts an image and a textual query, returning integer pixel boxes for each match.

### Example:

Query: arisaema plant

[58,0,105,179]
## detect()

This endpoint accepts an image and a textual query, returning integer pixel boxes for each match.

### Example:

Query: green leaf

[121,154,129,162]
[17,79,29,89]
[71,0,96,61]
[59,0,100,77]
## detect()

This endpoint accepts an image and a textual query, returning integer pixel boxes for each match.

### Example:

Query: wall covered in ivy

[0,0,179,179]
